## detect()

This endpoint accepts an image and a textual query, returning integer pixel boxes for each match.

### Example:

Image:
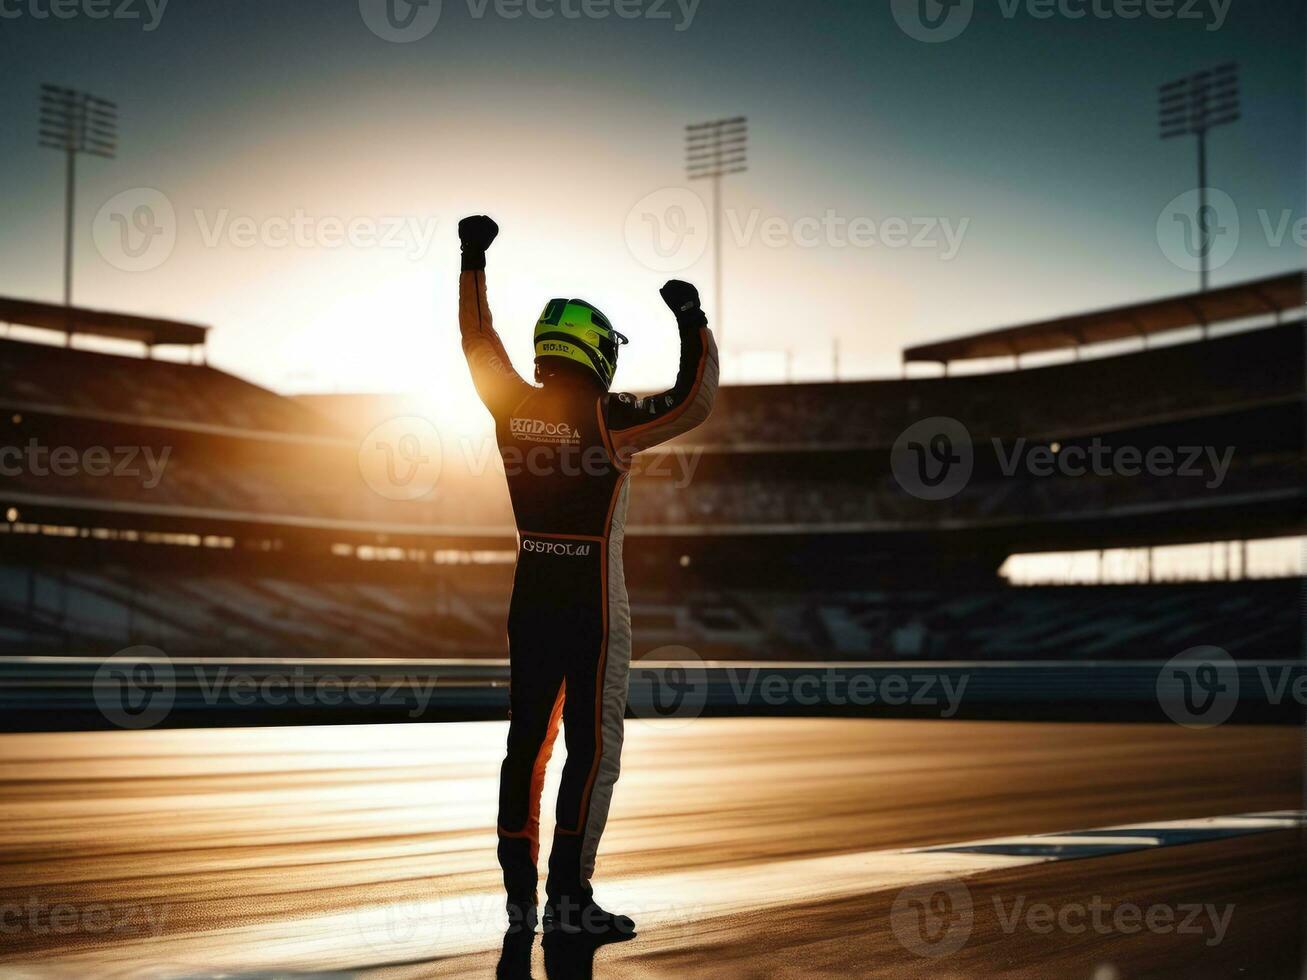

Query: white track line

[914,811,1305,858]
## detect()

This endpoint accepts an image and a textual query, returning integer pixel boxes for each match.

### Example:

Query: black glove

[458,215,499,271]
[660,280,705,326]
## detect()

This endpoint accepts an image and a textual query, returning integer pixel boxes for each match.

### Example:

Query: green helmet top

[533,298,628,389]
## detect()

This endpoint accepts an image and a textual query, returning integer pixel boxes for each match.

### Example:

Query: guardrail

[1,657,1302,731]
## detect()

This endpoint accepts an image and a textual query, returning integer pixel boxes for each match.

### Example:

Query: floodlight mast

[686,116,747,347]
[39,84,119,317]
[1158,64,1240,292]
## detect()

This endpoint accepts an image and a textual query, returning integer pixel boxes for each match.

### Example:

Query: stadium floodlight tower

[1157,63,1240,292]
[38,84,118,310]
[686,116,747,346]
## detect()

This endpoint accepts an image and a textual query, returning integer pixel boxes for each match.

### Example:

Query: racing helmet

[533,298,628,390]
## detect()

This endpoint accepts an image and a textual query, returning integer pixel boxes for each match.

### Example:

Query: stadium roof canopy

[0,296,208,347]
[903,272,1303,366]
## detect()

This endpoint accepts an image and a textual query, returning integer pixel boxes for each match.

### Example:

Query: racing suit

[458,266,719,907]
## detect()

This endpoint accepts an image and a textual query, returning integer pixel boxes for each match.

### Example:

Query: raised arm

[458,215,530,416]
[607,280,719,461]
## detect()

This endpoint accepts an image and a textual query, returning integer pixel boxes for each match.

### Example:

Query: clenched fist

[659,279,701,317]
[458,215,499,270]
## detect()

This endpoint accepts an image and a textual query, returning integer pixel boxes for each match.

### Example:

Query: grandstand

[1,556,1297,662]
[0,309,332,437]
[0,276,1301,660]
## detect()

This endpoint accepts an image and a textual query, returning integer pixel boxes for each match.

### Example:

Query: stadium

[1,266,1304,972]
[1,274,1301,672]
[2,3,1305,978]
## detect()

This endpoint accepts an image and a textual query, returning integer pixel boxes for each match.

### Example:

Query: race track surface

[0,718,1301,978]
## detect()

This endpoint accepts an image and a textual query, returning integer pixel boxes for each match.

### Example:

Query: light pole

[686,116,747,346]
[1158,63,1240,292]
[39,84,118,310]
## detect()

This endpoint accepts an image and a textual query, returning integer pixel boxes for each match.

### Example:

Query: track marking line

[914,811,1305,859]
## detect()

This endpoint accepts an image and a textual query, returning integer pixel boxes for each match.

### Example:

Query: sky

[0,0,1302,431]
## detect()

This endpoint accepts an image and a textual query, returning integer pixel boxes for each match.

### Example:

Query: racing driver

[455,214,719,939]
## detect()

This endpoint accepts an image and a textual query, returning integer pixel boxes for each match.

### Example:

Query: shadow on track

[496,925,636,979]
